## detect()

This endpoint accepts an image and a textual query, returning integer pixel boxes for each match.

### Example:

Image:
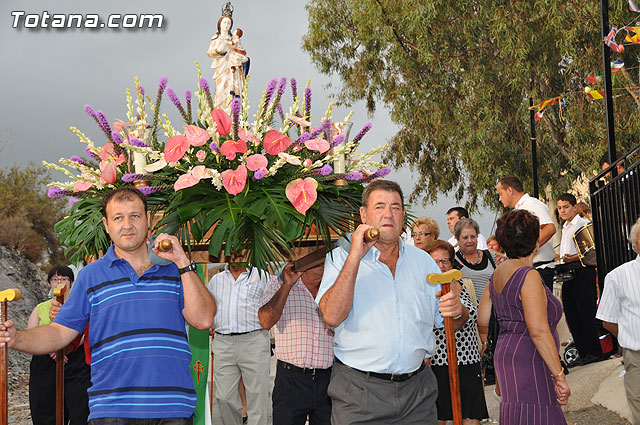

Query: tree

[302,0,640,209]
[0,165,67,265]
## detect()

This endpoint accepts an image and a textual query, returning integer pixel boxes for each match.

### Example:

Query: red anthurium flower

[263,130,292,156]
[221,165,247,195]
[164,135,190,162]
[73,180,93,192]
[211,109,232,136]
[286,177,318,215]
[246,154,268,171]
[304,138,330,154]
[220,140,248,161]
[99,161,117,185]
[185,125,210,146]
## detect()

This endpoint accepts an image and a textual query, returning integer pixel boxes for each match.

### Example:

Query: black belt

[533,260,554,268]
[277,360,332,376]
[215,329,261,336]
[335,358,426,382]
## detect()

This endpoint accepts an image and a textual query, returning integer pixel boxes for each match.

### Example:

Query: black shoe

[242,416,248,424]
[579,354,602,366]
[566,359,581,368]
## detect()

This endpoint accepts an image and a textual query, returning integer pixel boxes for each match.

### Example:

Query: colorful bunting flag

[537,96,561,111]
[535,109,545,120]
[587,89,605,100]
[611,60,624,72]
[625,26,640,43]
[630,0,640,12]
[585,74,600,84]
[604,26,624,53]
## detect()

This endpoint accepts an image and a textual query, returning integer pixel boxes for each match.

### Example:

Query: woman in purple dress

[478,210,570,424]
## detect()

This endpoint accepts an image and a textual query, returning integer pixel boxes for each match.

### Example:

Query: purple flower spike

[320,164,333,176]
[128,137,148,147]
[167,88,180,107]
[253,169,266,180]
[138,185,162,196]
[295,132,312,145]
[47,186,67,198]
[304,87,312,118]
[290,78,298,100]
[111,131,124,145]
[330,133,345,148]
[95,111,111,134]
[209,142,219,153]
[199,77,210,92]
[352,122,372,144]
[69,155,86,165]
[84,104,96,118]
[158,76,168,92]
[185,89,191,102]
[84,147,99,160]
[277,102,284,117]
[231,98,242,120]
[371,167,391,179]
[140,85,145,97]
[277,77,287,96]
[344,172,363,181]
[264,78,278,104]
[122,173,145,183]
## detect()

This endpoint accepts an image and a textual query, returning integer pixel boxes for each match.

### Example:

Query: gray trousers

[212,330,271,425]
[327,360,438,425]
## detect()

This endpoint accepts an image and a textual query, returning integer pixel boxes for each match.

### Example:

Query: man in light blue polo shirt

[316,179,467,424]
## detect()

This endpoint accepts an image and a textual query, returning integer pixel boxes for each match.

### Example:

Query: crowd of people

[1,175,638,425]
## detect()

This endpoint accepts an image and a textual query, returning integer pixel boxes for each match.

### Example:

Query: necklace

[463,249,482,265]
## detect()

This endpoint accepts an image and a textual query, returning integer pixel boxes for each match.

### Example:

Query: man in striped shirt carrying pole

[0,187,217,424]
[207,256,271,425]
[259,260,333,425]
[597,217,640,424]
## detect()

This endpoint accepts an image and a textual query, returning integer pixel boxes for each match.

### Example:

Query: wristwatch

[178,261,197,275]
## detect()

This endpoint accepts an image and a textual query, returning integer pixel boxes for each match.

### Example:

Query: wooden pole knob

[363,227,380,243]
[158,239,173,252]
[427,269,462,286]
[0,289,21,303]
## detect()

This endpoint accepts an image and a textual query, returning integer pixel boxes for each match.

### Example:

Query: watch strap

[178,261,197,275]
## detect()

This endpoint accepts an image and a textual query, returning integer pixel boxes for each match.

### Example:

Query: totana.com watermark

[11,11,164,29]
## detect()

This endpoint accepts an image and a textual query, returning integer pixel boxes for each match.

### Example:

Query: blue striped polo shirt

[54,245,196,419]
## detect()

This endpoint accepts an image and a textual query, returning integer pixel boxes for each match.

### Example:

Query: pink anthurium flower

[304,138,330,154]
[145,159,167,172]
[185,125,210,146]
[221,165,247,195]
[211,109,232,136]
[174,165,208,191]
[99,161,117,185]
[287,115,311,127]
[278,152,302,166]
[164,135,190,162]
[99,142,126,165]
[263,130,292,156]
[112,120,132,132]
[73,180,93,192]
[238,128,260,145]
[286,178,318,215]
[220,140,248,161]
[246,154,268,171]
[303,159,313,167]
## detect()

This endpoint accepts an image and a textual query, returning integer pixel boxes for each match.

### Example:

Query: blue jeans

[89,417,192,425]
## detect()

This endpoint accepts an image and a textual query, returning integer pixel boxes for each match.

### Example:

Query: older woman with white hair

[597,217,640,424]
[454,218,497,300]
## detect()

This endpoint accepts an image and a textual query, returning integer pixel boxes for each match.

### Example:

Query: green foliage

[303,0,640,209]
[0,165,67,264]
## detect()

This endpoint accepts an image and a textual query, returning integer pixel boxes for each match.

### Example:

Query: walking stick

[1,288,22,425]
[210,335,214,421]
[53,283,67,425]
[428,269,463,425]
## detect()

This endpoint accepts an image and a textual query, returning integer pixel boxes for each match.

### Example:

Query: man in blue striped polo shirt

[1,187,216,425]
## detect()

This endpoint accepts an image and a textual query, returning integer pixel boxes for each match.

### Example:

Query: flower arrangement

[46,64,390,271]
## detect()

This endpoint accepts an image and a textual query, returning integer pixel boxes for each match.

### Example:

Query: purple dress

[490,266,567,425]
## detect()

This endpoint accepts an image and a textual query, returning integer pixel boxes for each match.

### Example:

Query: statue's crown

[222,2,234,18]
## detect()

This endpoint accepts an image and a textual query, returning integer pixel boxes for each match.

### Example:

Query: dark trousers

[537,267,555,292]
[328,360,437,425]
[272,363,331,425]
[561,267,602,358]
[29,348,91,425]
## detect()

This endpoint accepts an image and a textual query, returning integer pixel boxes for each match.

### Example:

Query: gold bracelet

[551,368,565,379]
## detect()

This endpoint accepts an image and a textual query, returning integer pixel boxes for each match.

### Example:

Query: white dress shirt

[597,256,640,351]
[515,193,556,266]
[560,214,590,257]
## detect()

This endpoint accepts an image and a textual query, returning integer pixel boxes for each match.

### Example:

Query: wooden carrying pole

[1,288,22,425]
[428,269,463,425]
[53,283,67,425]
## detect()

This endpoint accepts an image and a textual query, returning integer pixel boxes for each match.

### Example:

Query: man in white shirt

[446,206,488,251]
[556,193,602,366]
[597,217,640,423]
[207,255,271,425]
[496,176,556,290]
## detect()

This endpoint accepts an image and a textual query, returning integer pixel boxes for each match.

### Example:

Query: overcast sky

[0,0,499,238]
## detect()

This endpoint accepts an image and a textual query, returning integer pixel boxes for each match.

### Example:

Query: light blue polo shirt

[316,238,443,374]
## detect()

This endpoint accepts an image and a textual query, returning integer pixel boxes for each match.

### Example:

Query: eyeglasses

[50,277,70,283]
[433,258,451,266]
[412,232,433,238]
